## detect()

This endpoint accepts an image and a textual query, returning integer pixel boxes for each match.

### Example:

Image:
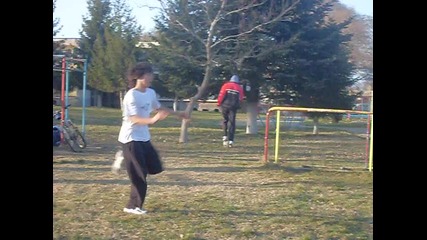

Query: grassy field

[53,107,373,240]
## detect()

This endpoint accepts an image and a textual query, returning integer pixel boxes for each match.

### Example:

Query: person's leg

[122,142,148,210]
[228,108,237,144]
[221,107,230,144]
[144,141,164,175]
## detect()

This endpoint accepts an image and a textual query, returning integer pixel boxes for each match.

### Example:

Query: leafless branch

[211,0,300,48]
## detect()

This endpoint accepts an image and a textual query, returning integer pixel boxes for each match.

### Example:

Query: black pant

[221,106,237,141]
[122,141,163,209]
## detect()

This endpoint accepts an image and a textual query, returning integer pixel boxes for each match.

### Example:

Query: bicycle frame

[53,105,87,152]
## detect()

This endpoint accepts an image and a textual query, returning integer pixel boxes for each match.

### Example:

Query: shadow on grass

[258,162,313,173]
[52,177,313,187]
[53,164,312,174]
[53,160,112,166]
[148,207,372,225]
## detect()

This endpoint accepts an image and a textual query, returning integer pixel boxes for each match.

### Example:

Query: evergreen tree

[53,0,62,37]
[80,0,142,107]
[148,7,205,105]
[264,0,355,133]
[53,0,63,54]
[79,0,111,60]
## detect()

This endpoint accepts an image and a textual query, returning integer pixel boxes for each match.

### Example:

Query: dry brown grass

[53,107,372,240]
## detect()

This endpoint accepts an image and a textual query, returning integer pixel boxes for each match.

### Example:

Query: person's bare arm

[156,107,190,119]
[128,107,190,126]
[128,110,170,125]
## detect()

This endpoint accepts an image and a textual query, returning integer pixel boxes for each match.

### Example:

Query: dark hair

[127,62,153,88]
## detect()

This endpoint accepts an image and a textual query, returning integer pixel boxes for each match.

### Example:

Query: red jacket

[217,82,245,107]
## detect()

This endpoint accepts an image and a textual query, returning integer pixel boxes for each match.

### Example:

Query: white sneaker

[112,150,124,174]
[222,136,228,146]
[228,141,233,147]
[123,207,147,215]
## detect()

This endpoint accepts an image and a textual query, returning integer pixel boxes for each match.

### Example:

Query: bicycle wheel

[62,126,81,152]
[62,124,86,152]
[65,122,87,150]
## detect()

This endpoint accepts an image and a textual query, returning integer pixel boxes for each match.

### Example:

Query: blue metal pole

[82,58,88,137]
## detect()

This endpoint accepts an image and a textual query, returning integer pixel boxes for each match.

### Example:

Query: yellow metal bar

[274,110,281,163]
[368,92,374,171]
[369,115,373,171]
[265,106,373,172]
[268,106,371,115]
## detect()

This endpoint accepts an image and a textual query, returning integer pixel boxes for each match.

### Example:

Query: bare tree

[329,2,373,87]
[149,0,301,143]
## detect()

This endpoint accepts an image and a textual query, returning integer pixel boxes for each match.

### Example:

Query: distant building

[53,38,80,56]
[53,37,159,49]
[136,41,159,48]
[53,37,79,47]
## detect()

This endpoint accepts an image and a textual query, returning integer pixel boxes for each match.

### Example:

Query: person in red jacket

[217,75,245,147]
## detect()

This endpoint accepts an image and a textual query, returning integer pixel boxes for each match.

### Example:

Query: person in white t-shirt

[117,62,188,215]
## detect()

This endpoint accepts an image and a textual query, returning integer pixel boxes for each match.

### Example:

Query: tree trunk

[119,90,124,110]
[106,92,114,108]
[246,102,258,134]
[94,90,102,107]
[312,116,319,135]
[173,96,179,111]
[179,63,213,143]
[179,98,196,143]
[178,18,218,143]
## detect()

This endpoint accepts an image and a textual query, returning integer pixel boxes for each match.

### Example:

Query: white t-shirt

[118,88,161,143]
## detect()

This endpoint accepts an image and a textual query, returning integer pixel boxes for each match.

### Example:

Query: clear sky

[53,0,373,38]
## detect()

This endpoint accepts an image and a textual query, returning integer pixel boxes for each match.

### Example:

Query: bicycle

[53,104,87,152]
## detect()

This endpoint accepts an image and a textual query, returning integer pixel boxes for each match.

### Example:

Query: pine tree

[80,0,142,107]
[264,0,356,133]
[53,0,62,37]
[79,0,111,60]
